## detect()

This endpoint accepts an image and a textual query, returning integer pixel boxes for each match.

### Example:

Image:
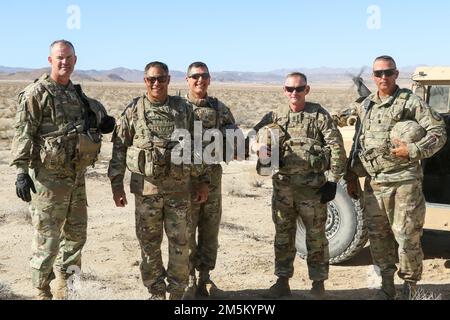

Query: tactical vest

[276,103,330,175]
[125,95,190,179]
[20,74,102,174]
[192,97,219,129]
[358,90,412,176]
[189,96,230,165]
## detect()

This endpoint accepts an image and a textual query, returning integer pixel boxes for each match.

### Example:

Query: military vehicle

[295,66,450,264]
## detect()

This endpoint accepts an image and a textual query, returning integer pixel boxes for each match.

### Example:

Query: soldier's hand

[346,178,360,200]
[391,139,409,159]
[15,173,36,202]
[257,144,272,160]
[317,181,337,204]
[194,183,209,204]
[113,189,128,207]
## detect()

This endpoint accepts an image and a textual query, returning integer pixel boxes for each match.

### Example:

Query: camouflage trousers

[134,187,191,296]
[29,167,87,289]
[272,174,329,281]
[189,164,222,275]
[367,178,426,282]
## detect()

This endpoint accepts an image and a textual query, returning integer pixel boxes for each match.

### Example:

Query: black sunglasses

[373,69,397,78]
[146,75,168,83]
[189,73,210,80]
[285,85,307,93]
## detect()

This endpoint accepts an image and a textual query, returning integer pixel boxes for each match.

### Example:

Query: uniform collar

[369,86,400,107]
[186,94,210,107]
[282,102,313,114]
[144,94,169,107]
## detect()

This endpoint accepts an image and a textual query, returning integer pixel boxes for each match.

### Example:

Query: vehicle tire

[295,179,368,264]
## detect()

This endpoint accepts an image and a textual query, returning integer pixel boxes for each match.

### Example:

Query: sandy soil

[0,127,449,300]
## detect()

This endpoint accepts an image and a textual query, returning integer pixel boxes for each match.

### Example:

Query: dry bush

[0,281,20,300]
[411,287,442,300]
[0,119,14,139]
[0,81,359,143]
[224,176,256,198]
[66,269,143,300]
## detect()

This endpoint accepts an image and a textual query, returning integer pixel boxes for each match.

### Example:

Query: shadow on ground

[201,283,450,300]
[335,228,450,267]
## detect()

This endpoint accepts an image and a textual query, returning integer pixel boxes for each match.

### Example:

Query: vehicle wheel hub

[325,201,341,239]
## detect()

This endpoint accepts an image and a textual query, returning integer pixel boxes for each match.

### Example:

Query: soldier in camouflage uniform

[346,56,447,299]
[252,72,347,298]
[10,40,114,300]
[108,61,209,300]
[183,62,237,298]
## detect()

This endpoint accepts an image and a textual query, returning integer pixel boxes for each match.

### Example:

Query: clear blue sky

[0,0,448,72]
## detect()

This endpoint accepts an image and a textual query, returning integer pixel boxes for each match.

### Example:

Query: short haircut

[50,40,76,55]
[144,61,169,75]
[286,72,307,84]
[373,55,397,69]
[187,61,209,75]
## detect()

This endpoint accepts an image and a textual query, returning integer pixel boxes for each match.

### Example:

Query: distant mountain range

[0,65,420,84]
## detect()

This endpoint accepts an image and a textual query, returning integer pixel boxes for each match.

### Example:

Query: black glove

[318,181,337,204]
[99,115,116,134]
[15,173,36,202]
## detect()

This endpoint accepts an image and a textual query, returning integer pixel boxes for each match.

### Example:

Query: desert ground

[0,81,449,300]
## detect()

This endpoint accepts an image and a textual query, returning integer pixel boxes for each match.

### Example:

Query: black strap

[350,99,374,166]
[74,84,97,132]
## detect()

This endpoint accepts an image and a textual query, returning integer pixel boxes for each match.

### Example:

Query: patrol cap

[390,120,426,144]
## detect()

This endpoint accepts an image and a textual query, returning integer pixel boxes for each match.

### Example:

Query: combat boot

[196,270,212,297]
[402,281,417,300]
[53,270,69,300]
[310,280,325,298]
[183,275,197,300]
[381,274,397,299]
[35,286,53,300]
[264,276,291,299]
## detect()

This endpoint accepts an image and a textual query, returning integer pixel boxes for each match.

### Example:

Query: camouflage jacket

[10,74,106,175]
[253,102,347,184]
[185,94,239,168]
[354,87,447,183]
[108,94,210,193]
[186,95,236,131]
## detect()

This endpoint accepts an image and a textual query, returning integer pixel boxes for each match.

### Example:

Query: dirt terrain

[0,81,449,300]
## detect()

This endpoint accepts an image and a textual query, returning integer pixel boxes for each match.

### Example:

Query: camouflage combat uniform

[10,74,107,291]
[254,102,347,281]
[108,94,208,297]
[185,95,236,279]
[351,87,447,282]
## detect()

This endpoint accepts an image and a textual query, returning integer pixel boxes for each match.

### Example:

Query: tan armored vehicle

[296,67,450,264]
[411,66,450,205]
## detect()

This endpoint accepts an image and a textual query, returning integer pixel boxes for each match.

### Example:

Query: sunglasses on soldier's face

[146,75,168,84]
[188,73,210,80]
[284,85,306,93]
[373,69,397,78]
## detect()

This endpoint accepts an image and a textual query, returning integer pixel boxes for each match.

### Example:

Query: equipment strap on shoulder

[350,99,374,167]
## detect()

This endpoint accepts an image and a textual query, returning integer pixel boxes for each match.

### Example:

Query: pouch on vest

[150,146,171,178]
[282,140,328,174]
[75,133,101,171]
[309,145,330,173]
[126,146,146,176]
[40,137,66,170]
[126,145,172,179]
[255,123,287,176]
